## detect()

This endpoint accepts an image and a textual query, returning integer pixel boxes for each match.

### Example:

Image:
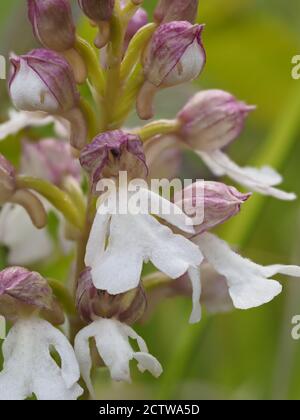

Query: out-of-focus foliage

[1,0,300,400]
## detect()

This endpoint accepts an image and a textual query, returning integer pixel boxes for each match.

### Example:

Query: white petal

[0,317,82,401]
[85,209,111,268]
[42,321,80,388]
[196,233,285,309]
[91,213,202,294]
[11,59,59,113]
[123,324,163,378]
[138,188,195,234]
[198,150,296,201]
[75,319,162,392]
[0,204,53,265]
[133,353,163,378]
[0,110,56,141]
[74,323,97,399]
[188,266,203,324]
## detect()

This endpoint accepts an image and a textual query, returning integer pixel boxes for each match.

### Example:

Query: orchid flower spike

[9,49,88,150]
[137,21,206,120]
[75,318,162,398]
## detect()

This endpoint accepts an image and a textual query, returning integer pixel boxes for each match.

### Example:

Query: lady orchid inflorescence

[0,0,299,400]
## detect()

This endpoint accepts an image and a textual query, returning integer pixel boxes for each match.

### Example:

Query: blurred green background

[1,0,300,400]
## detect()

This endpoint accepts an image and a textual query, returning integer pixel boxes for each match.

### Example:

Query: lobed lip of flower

[177,90,256,150]
[80,130,148,187]
[27,0,76,51]
[0,267,54,311]
[9,49,80,111]
[78,0,115,22]
[144,21,206,87]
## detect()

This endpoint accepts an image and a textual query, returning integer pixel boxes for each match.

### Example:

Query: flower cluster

[0,0,299,400]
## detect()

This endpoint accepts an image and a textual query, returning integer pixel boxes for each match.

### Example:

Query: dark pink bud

[154,0,199,24]
[76,268,146,324]
[175,181,251,234]
[137,22,206,120]
[9,49,88,150]
[78,0,115,22]
[80,130,148,189]
[0,267,54,315]
[21,139,81,186]
[0,154,16,205]
[78,0,115,47]
[177,90,256,151]
[27,0,76,51]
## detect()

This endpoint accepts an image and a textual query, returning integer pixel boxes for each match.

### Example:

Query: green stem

[79,98,98,140]
[75,36,106,97]
[100,13,125,130]
[112,63,144,126]
[120,23,157,81]
[133,119,180,142]
[16,176,84,230]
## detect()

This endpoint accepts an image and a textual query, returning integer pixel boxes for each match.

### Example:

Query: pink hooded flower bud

[174,181,251,235]
[78,0,115,48]
[0,154,16,205]
[0,267,64,324]
[154,0,199,24]
[177,90,255,151]
[27,0,76,52]
[9,49,88,150]
[124,7,148,51]
[80,130,148,190]
[137,22,206,120]
[76,268,147,324]
[21,139,81,186]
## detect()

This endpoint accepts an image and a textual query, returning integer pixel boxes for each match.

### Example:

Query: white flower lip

[0,317,83,400]
[74,318,162,398]
[85,187,203,295]
[195,233,300,310]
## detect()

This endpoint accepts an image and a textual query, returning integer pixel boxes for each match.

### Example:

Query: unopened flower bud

[0,267,64,324]
[124,7,148,51]
[177,90,255,151]
[9,50,88,150]
[137,22,206,120]
[21,139,81,186]
[76,268,147,324]
[80,130,148,190]
[174,181,251,234]
[78,0,115,48]
[154,0,199,24]
[0,154,16,205]
[27,0,76,52]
